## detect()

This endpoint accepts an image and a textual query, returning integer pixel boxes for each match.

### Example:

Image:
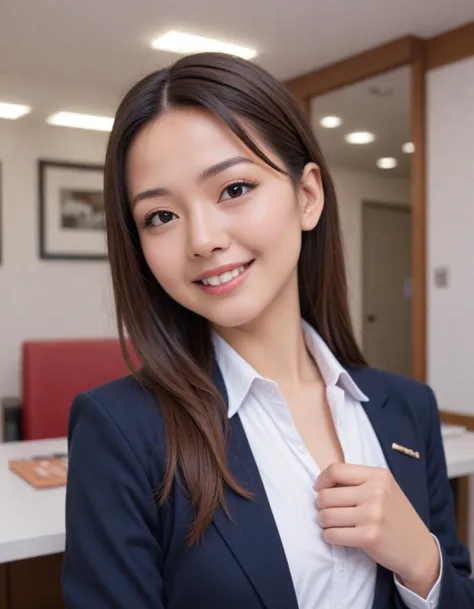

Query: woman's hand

[315,463,440,598]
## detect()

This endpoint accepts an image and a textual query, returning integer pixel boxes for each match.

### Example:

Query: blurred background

[0,1,473,607]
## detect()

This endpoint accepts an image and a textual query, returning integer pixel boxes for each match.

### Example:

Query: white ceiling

[0,0,473,176]
[1,0,474,101]
[311,67,411,178]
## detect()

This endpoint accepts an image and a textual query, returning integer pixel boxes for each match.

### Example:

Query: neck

[214,273,320,387]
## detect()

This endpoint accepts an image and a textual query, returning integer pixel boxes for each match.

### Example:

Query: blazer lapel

[211,365,299,609]
[349,367,428,609]
[348,367,426,515]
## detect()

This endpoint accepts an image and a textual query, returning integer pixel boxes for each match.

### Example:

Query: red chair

[21,339,137,440]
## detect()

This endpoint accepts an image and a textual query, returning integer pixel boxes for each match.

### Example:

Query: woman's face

[126,107,323,329]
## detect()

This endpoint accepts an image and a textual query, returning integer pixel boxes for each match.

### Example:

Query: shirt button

[336,564,345,575]
[336,603,346,609]
[267,386,277,396]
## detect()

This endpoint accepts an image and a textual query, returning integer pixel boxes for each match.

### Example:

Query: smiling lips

[199,264,247,286]
[195,261,253,295]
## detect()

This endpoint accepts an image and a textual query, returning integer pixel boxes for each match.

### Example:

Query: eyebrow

[198,155,255,182]
[131,155,255,208]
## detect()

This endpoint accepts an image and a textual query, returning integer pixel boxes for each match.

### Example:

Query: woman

[62,53,473,609]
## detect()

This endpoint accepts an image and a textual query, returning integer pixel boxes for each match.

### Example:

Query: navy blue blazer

[62,365,474,608]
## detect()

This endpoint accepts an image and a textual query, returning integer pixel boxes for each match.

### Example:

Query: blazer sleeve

[424,385,474,607]
[62,391,164,609]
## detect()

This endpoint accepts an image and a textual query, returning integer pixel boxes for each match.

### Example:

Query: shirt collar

[212,320,368,419]
[301,320,368,403]
[212,331,262,419]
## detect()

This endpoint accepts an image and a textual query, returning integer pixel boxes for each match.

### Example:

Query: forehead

[125,107,277,188]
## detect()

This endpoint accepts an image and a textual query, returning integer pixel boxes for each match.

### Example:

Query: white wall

[0,119,116,422]
[427,55,474,414]
[0,107,410,442]
[427,55,474,558]
[0,124,410,399]
[332,167,411,344]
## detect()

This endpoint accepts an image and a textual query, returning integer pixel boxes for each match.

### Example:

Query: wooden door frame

[285,37,427,382]
[284,22,474,384]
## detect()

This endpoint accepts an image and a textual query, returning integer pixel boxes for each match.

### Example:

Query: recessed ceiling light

[151,31,257,60]
[402,142,415,154]
[376,157,398,169]
[345,131,375,145]
[0,102,31,120]
[47,112,114,132]
[320,116,342,129]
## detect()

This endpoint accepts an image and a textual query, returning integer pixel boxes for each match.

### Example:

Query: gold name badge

[392,442,420,459]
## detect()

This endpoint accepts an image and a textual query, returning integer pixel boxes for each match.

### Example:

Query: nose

[187,203,229,258]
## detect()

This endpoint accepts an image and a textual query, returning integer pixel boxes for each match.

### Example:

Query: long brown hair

[104,52,366,544]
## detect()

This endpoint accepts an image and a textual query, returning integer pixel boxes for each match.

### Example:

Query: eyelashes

[219,180,257,202]
[140,179,258,229]
[142,210,177,229]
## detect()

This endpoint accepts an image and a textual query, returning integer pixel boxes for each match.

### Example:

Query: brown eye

[220,181,255,202]
[144,210,177,228]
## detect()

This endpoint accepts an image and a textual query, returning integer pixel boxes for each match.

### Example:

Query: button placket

[336,563,345,576]
[331,546,348,608]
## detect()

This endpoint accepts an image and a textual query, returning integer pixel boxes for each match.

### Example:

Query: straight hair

[104,52,366,545]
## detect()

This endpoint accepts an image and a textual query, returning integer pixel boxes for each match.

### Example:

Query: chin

[201,301,265,330]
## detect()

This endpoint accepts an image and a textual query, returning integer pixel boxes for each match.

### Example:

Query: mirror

[310,67,412,377]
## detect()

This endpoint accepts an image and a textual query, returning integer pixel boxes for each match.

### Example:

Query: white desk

[0,438,66,564]
[1,430,474,565]
[444,431,474,479]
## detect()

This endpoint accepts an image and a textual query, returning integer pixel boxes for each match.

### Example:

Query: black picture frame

[39,159,106,261]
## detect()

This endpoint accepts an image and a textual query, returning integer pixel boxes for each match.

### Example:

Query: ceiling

[1,0,474,108]
[311,67,411,178]
[0,0,473,180]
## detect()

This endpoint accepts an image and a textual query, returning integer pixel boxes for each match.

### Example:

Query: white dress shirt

[213,321,442,609]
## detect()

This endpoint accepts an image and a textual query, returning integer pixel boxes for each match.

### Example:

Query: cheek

[243,190,302,257]
[140,235,184,290]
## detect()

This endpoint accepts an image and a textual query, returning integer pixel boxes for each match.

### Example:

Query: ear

[298,163,324,231]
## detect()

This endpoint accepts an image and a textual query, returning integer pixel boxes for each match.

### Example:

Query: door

[363,202,412,377]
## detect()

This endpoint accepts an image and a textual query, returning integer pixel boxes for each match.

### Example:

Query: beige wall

[427,54,474,558]
[427,55,474,414]
[0,112,410,384]
[0,120,116,420]
[0,117,409,443]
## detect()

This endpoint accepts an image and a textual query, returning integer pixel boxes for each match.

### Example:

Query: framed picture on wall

[39,160,106,260]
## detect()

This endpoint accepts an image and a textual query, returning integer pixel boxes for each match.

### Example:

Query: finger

[314,463,373,491]
[316,486,362,509]
[317,507,359,529]
[322,526,365,548]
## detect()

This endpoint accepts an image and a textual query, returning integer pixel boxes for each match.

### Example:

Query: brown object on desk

[9,457,67,489]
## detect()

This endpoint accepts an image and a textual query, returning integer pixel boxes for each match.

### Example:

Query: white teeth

[201,264,248,287]
[219,271,233,283]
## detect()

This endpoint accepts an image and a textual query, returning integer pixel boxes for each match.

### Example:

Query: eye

[143,210,177,228]
[220,181,256,202]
